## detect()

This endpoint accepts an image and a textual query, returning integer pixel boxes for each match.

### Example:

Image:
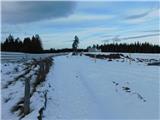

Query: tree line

[1,34,43,53]
[1,34,160,53]
[43,48,87,53]
[88,42,160,53]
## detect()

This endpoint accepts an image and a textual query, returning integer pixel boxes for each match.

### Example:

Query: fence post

[94,54,96,63]
[24,78,30,115]
[129,53,131,64]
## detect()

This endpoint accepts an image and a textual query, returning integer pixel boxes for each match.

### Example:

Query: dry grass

[11,57,53,119]
[31,57,53,95]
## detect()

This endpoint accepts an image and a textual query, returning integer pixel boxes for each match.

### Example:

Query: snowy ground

[86,52,159,59]
[1,60,41,120]
[1,52,67,63]
[43,54,159,119]
[1,53,160,120]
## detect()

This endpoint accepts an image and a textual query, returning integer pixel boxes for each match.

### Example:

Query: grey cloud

[2,1,76,24]
[103,33,159,42]
[123,34,159,40]
[100,35,114,38]
[142,30,160,33]
[125,10,151,20]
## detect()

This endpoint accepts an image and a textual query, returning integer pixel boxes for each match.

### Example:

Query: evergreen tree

[72,35,79,55]
[23,37,32,52]
[35,34,43,52]
[87,42,160,53]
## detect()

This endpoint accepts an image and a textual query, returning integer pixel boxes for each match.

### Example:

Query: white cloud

[40,26,117,49]
[50,13,114,24]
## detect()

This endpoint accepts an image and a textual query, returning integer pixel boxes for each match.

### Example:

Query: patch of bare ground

[85,53,124,60]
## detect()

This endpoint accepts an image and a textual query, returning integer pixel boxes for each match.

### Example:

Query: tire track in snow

[77,71,108,118]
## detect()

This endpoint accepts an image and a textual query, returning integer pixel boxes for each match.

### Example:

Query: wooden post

[128,53,132,64]
[24,78,30,115]
[94,54,96,63]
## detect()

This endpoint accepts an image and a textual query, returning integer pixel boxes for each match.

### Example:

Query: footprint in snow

[112,81,146,102]
[112,81,119,86]
[122,86,131,92]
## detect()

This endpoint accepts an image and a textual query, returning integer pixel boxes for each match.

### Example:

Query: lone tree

[72,35,79,55]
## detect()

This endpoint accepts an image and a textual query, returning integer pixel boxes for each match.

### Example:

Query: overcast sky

[1,1,160,49]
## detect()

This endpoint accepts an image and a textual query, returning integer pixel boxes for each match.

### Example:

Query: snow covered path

[44,55,159,119]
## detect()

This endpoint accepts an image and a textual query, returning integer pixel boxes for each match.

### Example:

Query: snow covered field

[1,53,160,119]
[1,52,67,63]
